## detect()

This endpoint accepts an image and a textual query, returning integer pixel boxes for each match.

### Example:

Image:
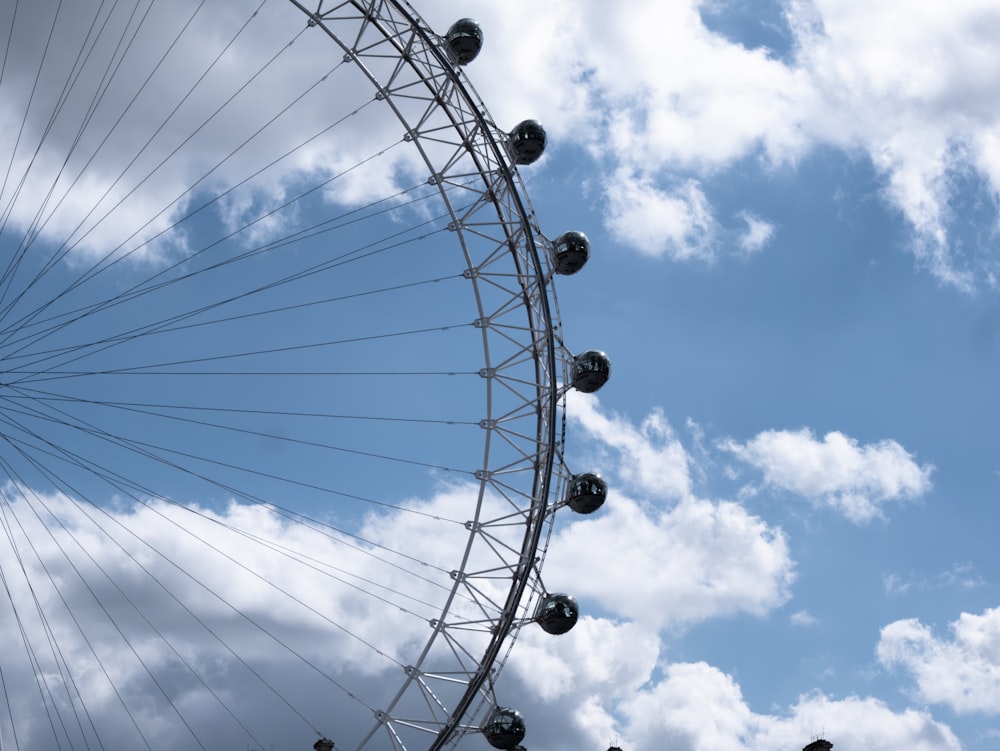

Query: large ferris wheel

[0,2,611,750]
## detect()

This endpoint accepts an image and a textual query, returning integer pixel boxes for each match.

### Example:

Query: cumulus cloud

[721,428,933,523]
[0,482,520,750]
[552,395,794,628]
[510,658,961,751]
[878,606,1000,714]
[604,172,717,261]
[567,391,692,501]
[12,0,1000,282]
[546,494,794,630]
[0,0,428,264]
[422,0,1000,286]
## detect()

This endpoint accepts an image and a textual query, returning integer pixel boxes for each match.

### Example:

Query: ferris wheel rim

[0,1,603,748]
[283,2,564,749]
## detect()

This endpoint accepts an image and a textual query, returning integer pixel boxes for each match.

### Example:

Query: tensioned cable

[0,480,152,750]
[0,444,351,737]
[0,2,315,328]
[0,173,450,358]
[0,446,412,728]
[0,0,66,237]
[0,391,470,602]
[4,4,548,748]
[2,470,274,749]
[1,466,209,751]
[0,515,76,751]
[0,0,155,293]
[4,0,281,300]
[0,187,462,370]
[0,0,168,299]
[2,388,472,531]
[0,0,21,86]
[0,176,446,356]
[0,382,464,573]
[3,442,383,723]
[0,116,401,360]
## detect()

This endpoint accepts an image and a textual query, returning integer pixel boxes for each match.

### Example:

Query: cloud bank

[427,0,1000,286]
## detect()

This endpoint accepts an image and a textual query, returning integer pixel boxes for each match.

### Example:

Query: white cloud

[737,212,777,254]
[546,494,794,630]
[0,481,526,750]
[883,562,986,596]
[1,1,427,264]
[596,661,961,751]
[12,0,1000,282]
[567,391,692,501]
[421,0,1000,286]
[790,610,820,626]
[510,616,661,704]
[878,606,1000,714]
[603,171,717,262]
[554,396,794,629]
[722,428,933,523]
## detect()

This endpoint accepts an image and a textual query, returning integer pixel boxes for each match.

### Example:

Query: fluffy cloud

[567,391,693,501]
[421,0,1000,285]
[510,658,961,751]
[604,172,717,261]
[0,482,522,750]
[1,1,427,263]
[547,494,794,629]
[11,0,999,282]
[722,428,933,523]
[878,606,1000,714]
[551,395,794,628]
[737,212,777,254]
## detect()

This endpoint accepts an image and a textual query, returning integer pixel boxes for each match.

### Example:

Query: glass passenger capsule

[312,740,335,751]
[445,18,483,65]
[483,707,526,749]
[566,472,607,514]
[509,120,546,165]
[536,593,579,634]
[571,350,611,393]
[552,230,590,275]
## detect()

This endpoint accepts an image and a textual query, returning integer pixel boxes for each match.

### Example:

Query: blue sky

[1,1,999,750]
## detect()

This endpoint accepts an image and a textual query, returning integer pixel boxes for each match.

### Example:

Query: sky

[1,1,1000,751]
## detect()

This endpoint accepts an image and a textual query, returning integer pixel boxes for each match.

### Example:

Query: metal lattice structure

[285,2,568,748]
[0,0,612,748]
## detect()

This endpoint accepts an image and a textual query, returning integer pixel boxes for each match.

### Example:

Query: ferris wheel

[0,2,611,750]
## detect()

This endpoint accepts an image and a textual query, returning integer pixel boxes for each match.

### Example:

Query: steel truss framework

[286,2,573,750]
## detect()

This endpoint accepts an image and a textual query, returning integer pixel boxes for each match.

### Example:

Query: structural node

[509,120,547,165]
[571,350,611,393]
[536,593,580,634]
[483,707,527,749]
[552,231,590,275]
[445,18,483,65]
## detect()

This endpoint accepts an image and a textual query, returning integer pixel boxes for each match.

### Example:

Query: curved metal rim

[284,2,563,749]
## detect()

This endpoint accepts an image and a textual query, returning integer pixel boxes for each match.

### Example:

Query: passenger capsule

[536,593,579,635]
[483,707,526,750]
[445,18,483,65]
[313,740,335,751]
[571,350,611,393]
[566,472,607,514]
[552,231,590,275]
[509,120,546,165]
